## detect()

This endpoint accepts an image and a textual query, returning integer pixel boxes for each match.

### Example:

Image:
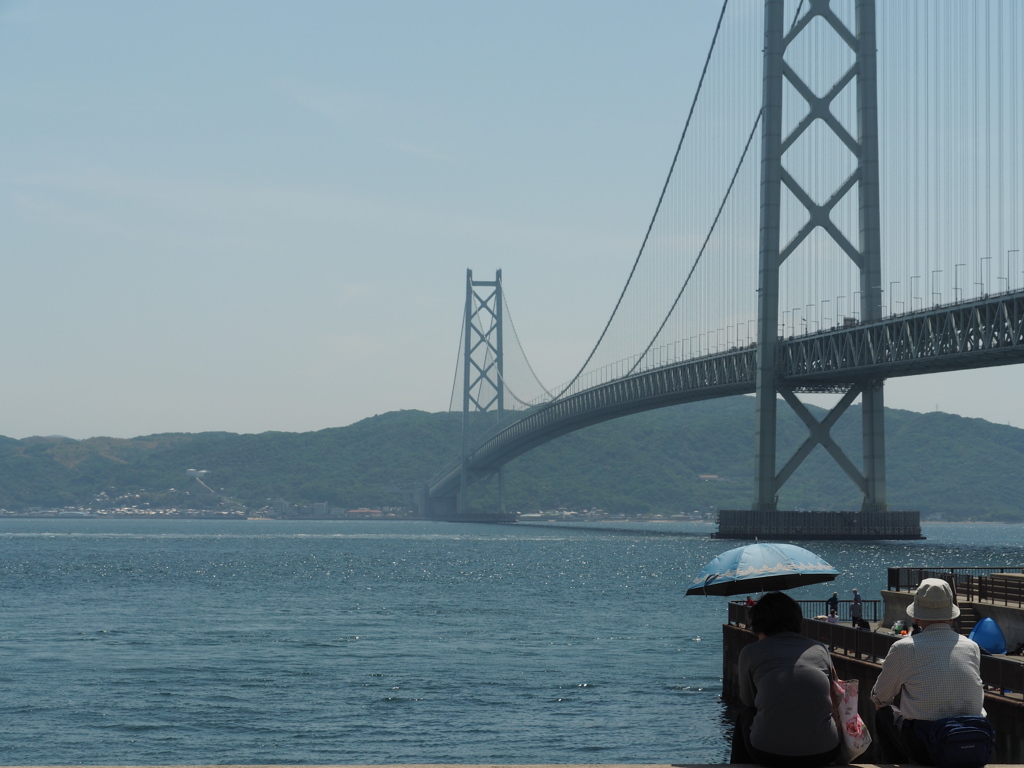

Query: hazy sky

[1,1,1020,440]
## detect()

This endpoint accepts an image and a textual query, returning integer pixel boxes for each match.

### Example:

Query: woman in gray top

[731,592,840,767]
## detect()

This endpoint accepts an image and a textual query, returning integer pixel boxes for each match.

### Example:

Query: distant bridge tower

[730,0,920,538]
[459,268,507,518]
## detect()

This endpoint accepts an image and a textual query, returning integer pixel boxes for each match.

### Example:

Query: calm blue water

[0,519,1021,765]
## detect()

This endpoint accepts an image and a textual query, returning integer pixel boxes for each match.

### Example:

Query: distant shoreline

[2,515,1018,526]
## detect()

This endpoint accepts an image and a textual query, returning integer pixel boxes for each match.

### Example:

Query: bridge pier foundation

[716,509,922,540]
[421,475,516,523]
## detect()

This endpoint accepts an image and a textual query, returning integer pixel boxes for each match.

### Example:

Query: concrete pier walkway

[12,763,1024,767]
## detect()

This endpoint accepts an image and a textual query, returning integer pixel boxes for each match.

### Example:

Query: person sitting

[826,609,839,624]
[870,578,986,764]
[744,595,756,608]
[731,592,840,767]
[826,591,839,614]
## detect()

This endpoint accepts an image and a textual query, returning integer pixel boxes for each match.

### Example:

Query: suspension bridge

[418,0,1024,538]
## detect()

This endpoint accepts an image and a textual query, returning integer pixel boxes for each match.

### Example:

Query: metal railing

[888,567,1024,608]
[981,653,1024,696]
[727,600,1024,697]
[797,599,880,623]
[727,599,880,624]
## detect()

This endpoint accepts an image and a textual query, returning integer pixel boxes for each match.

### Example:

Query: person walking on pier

[870,578,987,765]
[849,588,862,626]
[731,592,840,767]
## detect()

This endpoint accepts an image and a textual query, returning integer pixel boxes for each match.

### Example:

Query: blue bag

[913,716,995,768]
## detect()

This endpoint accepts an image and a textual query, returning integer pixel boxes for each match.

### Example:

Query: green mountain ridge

[1,398,1022,521]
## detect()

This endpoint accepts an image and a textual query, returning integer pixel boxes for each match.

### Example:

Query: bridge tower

[460,268,505,517]
[737,0,919,538]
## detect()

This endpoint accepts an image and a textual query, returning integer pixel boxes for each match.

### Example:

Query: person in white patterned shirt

[870,578,985,764]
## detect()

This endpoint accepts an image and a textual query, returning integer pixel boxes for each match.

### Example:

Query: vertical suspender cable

[547,0,732,400]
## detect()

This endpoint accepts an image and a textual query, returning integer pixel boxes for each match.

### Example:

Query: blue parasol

[686,542,839,596]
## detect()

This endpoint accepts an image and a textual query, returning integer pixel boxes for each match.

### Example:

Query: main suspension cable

[446,303,467,417]
[628,106,763,375]
[546,0,731,403]
[498,274,553,400]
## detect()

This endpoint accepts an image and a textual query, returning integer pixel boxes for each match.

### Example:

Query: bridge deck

[428,291,1024,504]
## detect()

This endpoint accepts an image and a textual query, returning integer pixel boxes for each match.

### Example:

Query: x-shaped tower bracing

[754,0,886,512]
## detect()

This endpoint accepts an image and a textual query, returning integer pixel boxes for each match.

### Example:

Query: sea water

[0,518,1020,765]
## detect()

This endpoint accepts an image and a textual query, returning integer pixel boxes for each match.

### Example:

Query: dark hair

[749,591,803,635]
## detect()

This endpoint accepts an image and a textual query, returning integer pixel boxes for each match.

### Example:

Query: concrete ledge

[6,765,1024,768]
[879,589,914,628]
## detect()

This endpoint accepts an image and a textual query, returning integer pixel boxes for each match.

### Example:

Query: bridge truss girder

[783,294,1024,382]
[427,289,1024,506]
[429,348,759,500]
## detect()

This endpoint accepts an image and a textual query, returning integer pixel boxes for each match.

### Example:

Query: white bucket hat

[906,577,960,621]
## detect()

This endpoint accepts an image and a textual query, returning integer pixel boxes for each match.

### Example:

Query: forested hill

[1,398,1021,521]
